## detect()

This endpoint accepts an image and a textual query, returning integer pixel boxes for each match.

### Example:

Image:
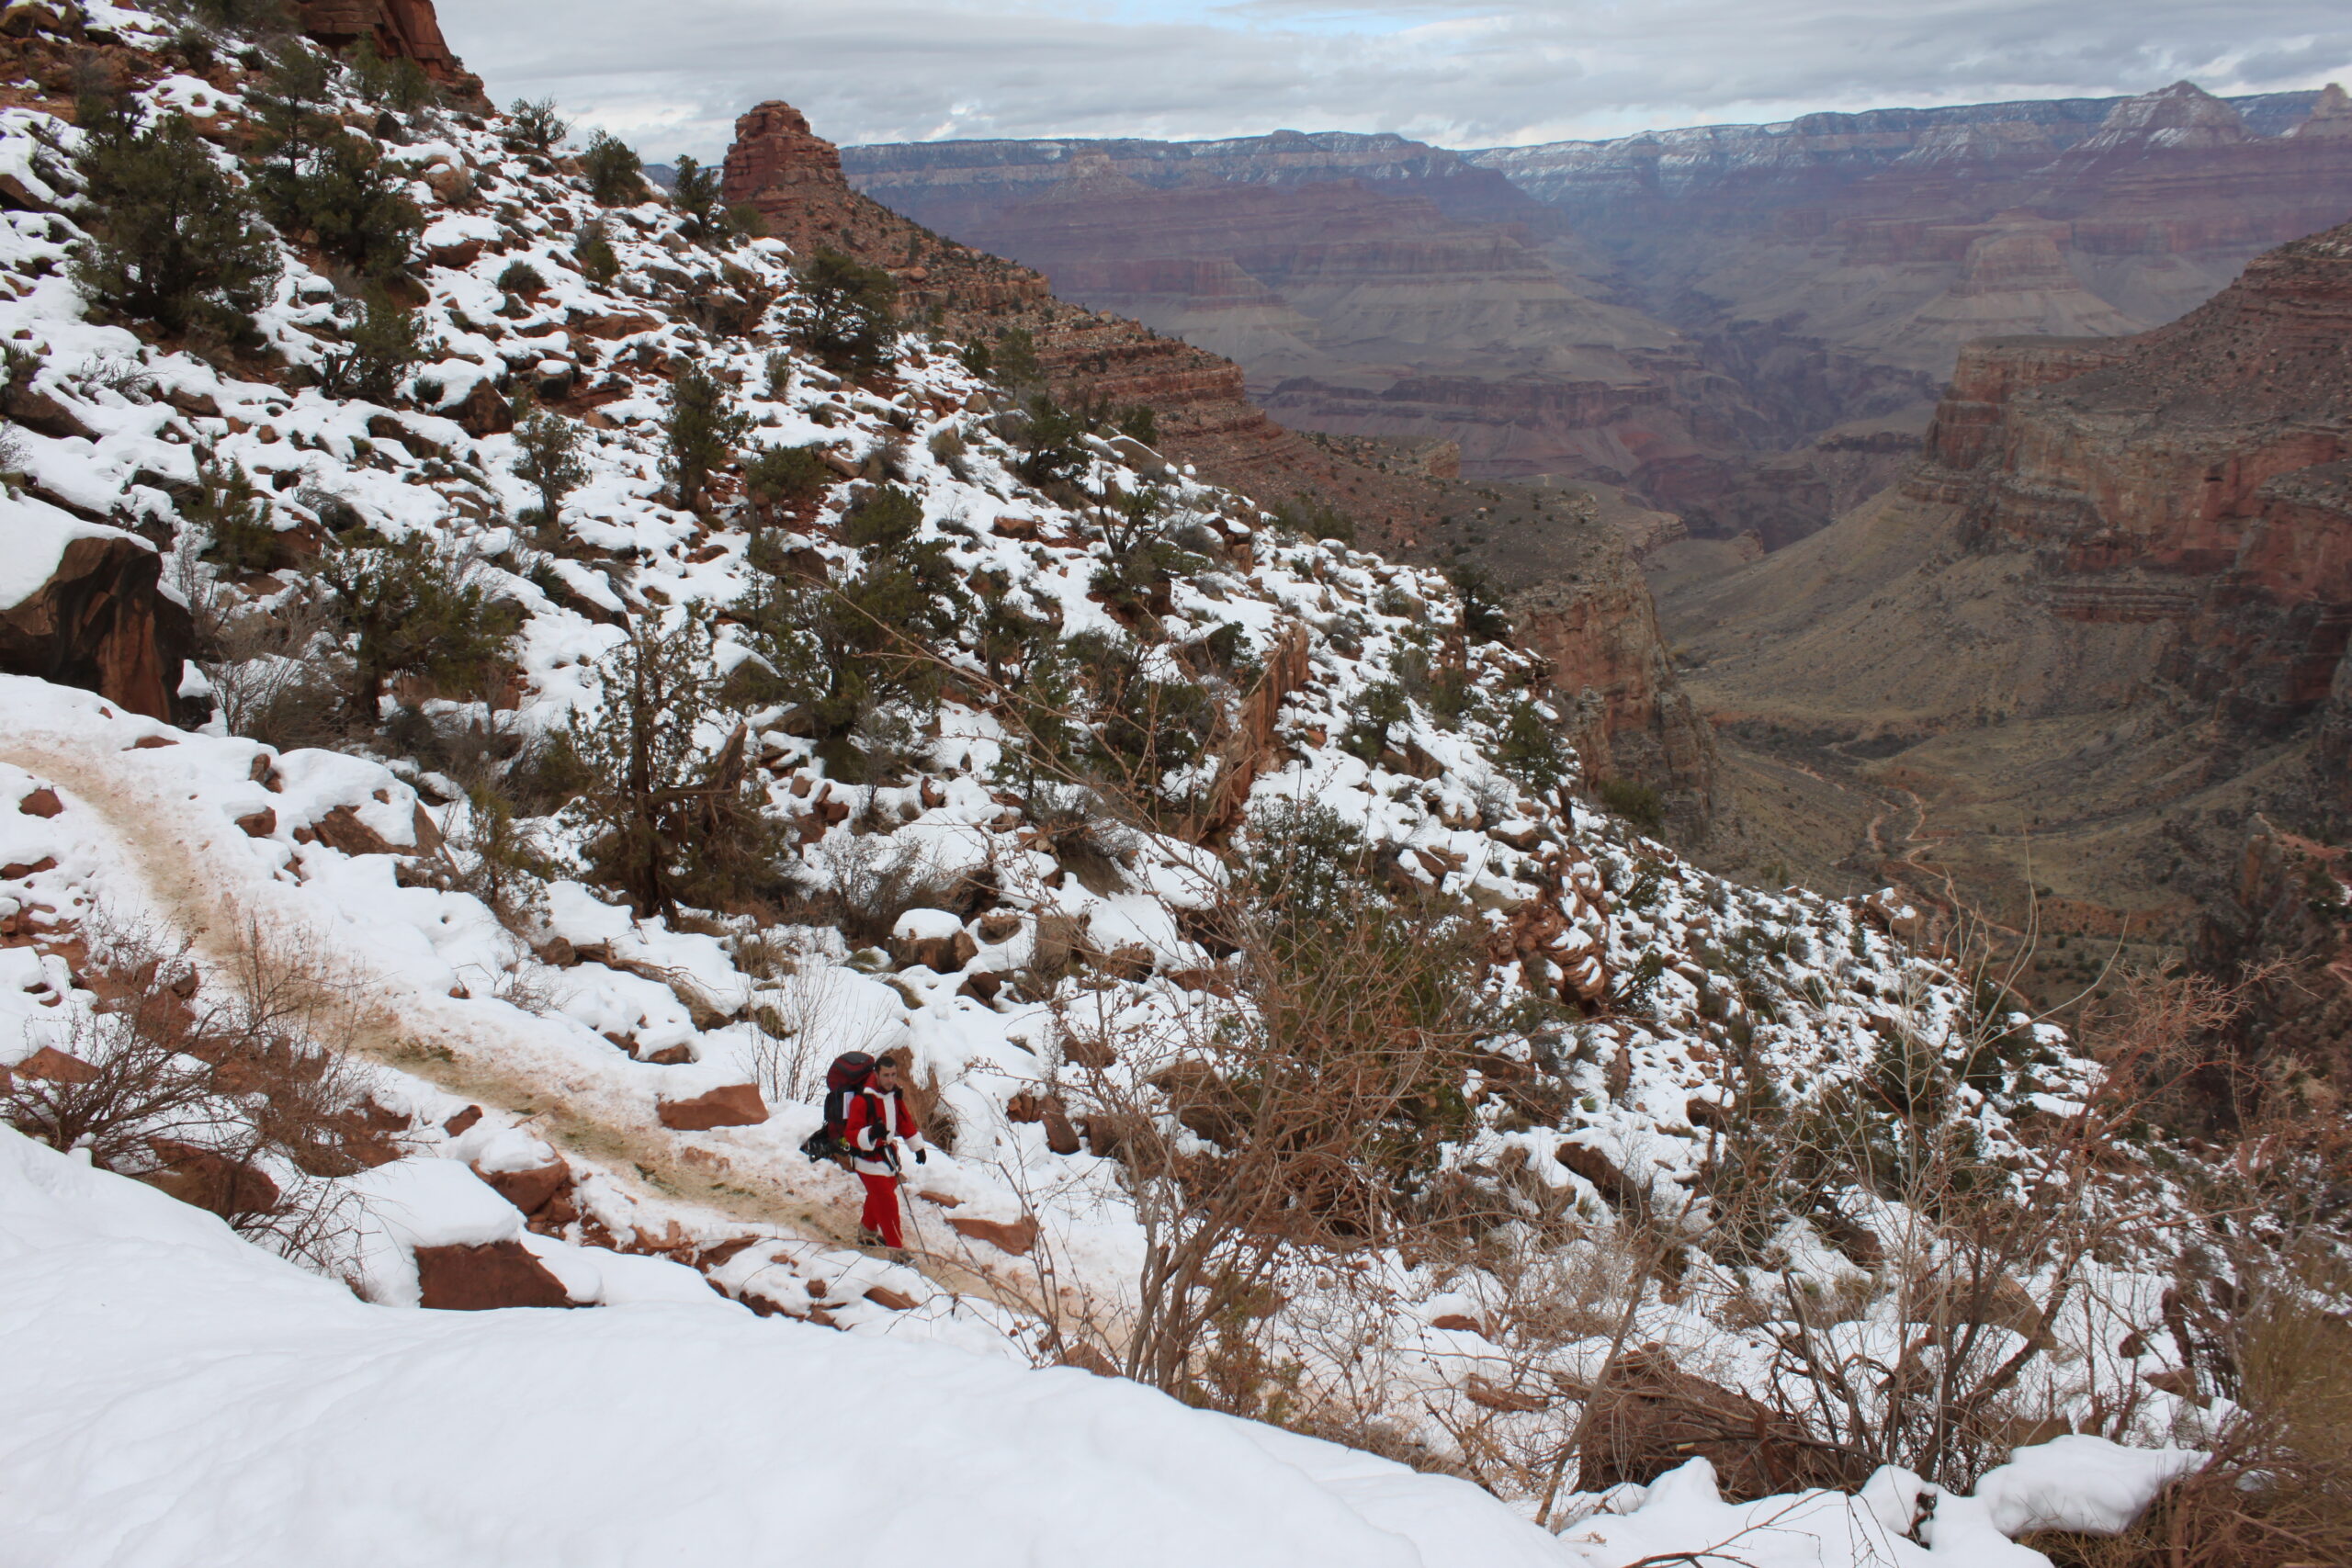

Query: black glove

[915,1148,928,1164]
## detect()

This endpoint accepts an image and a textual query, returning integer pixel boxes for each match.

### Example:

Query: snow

[1554,1444,2199,1568]
[1968,1437,2209,1539]
[0,1124,1567,1568]
[0,494,146,611]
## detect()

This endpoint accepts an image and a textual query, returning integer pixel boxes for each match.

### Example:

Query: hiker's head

[874,1057,900,1089]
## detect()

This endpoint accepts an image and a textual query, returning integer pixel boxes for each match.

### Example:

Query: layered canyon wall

[849,84,2352,556]
[1664,216,2352,935]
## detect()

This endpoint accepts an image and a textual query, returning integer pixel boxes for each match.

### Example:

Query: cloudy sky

[435,0,2352,159]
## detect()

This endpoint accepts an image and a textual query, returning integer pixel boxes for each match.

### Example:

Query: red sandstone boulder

[473,1158,571,1218]
[143,1138,280,1216]
[889,908,978,973]
[414,1239,575,1310]
[657,1083,768,1131]
[0,532,191,723]
[15,1045,97,1083]
[17,787,62,818]
[945,1213,1038,1256]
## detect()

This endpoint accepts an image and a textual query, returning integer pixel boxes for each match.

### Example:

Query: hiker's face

[876,1064,899,1089]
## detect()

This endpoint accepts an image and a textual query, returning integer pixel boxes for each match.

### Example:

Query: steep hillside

[0,7,2325,1563]
[1662,217,2352,976]
[726,100,1722,837]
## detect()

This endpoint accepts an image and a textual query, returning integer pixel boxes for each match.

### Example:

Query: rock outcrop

[298,0,479,95]
[413,1239,577,1310]
[0,529,191,723]
[1512,525,1719,837]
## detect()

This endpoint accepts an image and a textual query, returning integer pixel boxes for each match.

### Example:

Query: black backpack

[799,1051,877,1165]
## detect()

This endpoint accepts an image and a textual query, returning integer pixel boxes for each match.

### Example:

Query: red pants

[858,1172,903,1248]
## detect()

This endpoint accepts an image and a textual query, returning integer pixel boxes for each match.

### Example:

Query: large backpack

[799,1051,878,1165]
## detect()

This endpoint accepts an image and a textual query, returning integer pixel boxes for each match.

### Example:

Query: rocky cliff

[843,130,1748,502]
[729,103,1722,834]
[1474,83,2352,387]
[1660,216,2352,935]
[298,0,481,98]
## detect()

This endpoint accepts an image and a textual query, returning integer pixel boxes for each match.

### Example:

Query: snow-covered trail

[0,726,1046,1321]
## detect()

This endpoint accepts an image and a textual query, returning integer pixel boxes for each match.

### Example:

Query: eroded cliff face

[298,0,481,96]
[729,102,1724,838]
[1476,83,2352,387]
[1928,220,2352,736]
[1660,216,2352,934]
[1512,530,1720,837]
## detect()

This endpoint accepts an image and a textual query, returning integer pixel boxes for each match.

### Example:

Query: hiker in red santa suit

[844,1055,926,1249]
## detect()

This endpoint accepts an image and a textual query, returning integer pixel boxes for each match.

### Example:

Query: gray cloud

[434,0,2352,159]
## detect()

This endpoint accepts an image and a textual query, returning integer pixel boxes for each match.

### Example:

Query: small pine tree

[348,38,435,112]
[1497,698,1570,795]
[505,96,569,155]
[511,400,588,526]
[68,108,277,337]
[1446,559,1513,644]
[794,251,896,375]
[671,152,725,243]
[247,46,422,277]
[572,218,619,285]
[189,457,281,573]
[321,541,525,718]
[564,611,780,917]
[991,326,1042,389]
[661,362,750,513]
[741,441,827,526]
[580,130,645,206]
[319,288,431,403]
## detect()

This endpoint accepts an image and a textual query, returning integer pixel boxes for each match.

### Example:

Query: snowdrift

[0,1122,1565,1568]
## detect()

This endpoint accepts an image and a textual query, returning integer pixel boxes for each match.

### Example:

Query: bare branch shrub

[1047,799,1496,1397]
[745,931,889,1103]
[2,910,394,1277]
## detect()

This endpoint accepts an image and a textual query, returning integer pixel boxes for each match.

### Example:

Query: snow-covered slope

[0,6,2222,1561]
[0,1122,1566,1568]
